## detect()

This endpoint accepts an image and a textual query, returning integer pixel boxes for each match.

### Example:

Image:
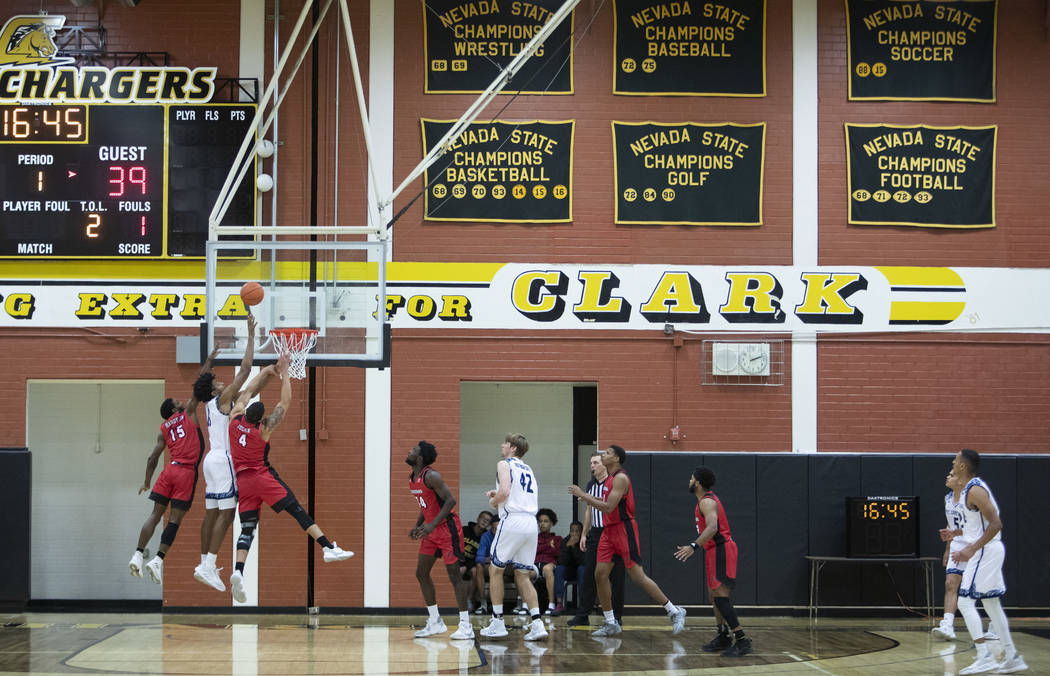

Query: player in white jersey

[480,433,548,642]
[951,449,1027,675]
[190,314,261,592]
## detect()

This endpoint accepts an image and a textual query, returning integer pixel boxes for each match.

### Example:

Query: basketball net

[269,328,319,380]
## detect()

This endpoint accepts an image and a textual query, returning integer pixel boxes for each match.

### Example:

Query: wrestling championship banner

[423,0,573,94]
[846,123,996,228]
[613,0,765,96]
[613,121,764,225]
[845,0,997,102]
[3,265,1048,334]
[421,119,574,222]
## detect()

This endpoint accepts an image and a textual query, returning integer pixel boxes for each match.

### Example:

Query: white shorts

[946,538,969,576]
[202,449,237,510]
[959,539,1006,599]
[491,513,538,572]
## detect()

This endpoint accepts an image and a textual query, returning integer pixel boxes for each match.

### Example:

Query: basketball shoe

[524,620,549,641]
[145,556,163,584]
[414,618,447,638]
[230,571,247,603]
[194,564,226,592]
[322,543,354,562]
[994,653,1028,673]
[669,605,687,634]
[931,618,957,641]
[592,620,622,637]
[480,617,508,638]
[128,551,143,578]
[450,621,475,640]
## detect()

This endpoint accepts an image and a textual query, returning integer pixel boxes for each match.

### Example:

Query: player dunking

[406,440,474,640]
[569,444,687,637]
[128,361,211,584]
[227,355,353,603]
[673,467,752,657]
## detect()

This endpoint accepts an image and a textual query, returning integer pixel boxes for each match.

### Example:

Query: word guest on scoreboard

[0,103,255,258]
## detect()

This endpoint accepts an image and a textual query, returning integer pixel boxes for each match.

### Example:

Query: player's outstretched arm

[219,314,258,411]
[260,358,291,439]
[139,434,165,494]
[184,349,218,424]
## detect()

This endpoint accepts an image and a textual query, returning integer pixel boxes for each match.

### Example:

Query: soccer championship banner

[613,0,765,96]
[846,124,995,229]
[421,119,574,222]
[423,0,573,94]
[613,121,764,225]
[845,0,997,102]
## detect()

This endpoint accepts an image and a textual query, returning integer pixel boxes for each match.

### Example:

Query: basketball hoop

[269,328,319,380]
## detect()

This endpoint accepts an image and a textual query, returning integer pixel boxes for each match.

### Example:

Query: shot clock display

[846,496,919,558]
[0,103,255,258]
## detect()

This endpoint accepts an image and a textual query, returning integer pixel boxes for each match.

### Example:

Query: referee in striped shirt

[567,452,625,627]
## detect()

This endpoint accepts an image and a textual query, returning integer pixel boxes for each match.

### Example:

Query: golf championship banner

[613,121,764,225]
[421,119,574,222]
[613,0,765,96]
[845,0,997,102]
[846,124,996,229]
[423,0,573,94]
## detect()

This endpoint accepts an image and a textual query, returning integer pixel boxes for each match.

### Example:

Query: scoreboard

[0,103,256,258]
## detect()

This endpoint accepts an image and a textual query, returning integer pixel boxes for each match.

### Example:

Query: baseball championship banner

[421,119,574,222]
[845,0,997,102]
[613,0,765,96]
[423,0,573,94]
[613,121,764,225]
[846,123,996,228]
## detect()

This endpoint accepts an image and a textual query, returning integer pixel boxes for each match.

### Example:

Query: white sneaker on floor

[414,618,447,638]
[322,543,354,562]
[480,617,508,638]
[194,564,226,592]
[524,621,548,641]
[931,620,956,640]
[669,605,687,634]
[960,654,1000,675]
[129,551,143,578]
[144,556,163,584]
[995,654,1028,673]
[230,571,247,603]
[592,621,622,637]
[450,622,475,640]
[984,630,999,641]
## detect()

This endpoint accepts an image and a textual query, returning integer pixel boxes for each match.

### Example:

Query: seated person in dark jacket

[535,508,563,615]
[461,510,493,613]
[555,520,585,613]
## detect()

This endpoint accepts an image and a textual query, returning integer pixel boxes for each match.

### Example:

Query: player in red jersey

[225,356,353,604]
[128,354,215,584]
[674,467,752,657]
[569,444,687,637]
[406,440,473,640]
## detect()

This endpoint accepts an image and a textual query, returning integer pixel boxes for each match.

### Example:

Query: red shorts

[597,520,642,568]
[236,467,296,516]
[149,462,198,511]
[419,514,464,565]
[704,539,738,590]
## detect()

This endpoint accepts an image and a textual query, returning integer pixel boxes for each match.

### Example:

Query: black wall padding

[0,448,31,610]
[624,452,1047,609]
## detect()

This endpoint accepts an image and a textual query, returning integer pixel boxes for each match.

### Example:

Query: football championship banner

[423,0,573,94]
[421,119,574,222]
[613,0,765,96]
[613,121,764,225]
[846,123,996,229]
[845,0,997,102]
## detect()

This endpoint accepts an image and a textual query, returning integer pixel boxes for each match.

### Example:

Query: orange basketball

[240,281,265,306]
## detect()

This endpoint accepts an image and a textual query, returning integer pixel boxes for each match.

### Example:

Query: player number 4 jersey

[500,456,538,517]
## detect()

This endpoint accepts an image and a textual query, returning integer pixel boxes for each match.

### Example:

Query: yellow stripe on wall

[875,266,965,288]
[888,301,966,323]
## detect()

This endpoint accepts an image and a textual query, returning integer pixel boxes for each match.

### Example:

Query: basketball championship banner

[613,0,765,96]
[5,265,1050,334]
[421,119,574,222]
[613,121,764,225]
[846,123,996,228]
[845,0,997,102]
[423,0,573,94]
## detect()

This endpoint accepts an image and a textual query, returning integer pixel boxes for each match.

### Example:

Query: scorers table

[805,555,938,621]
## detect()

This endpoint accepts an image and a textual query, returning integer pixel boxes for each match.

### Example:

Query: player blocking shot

[226,354,353,604]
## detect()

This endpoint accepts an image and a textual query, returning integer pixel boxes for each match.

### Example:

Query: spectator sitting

[535,508,563,615]
[461,510,493,613]
[555,520,585,614]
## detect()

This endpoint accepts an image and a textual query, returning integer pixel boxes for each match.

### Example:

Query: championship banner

[423,0,573,94]
[613,0,765,96]
[421,119,574,222]
[845,0,997,102]
[846,123,996,229]
[613,121,764,225]
[4,265,1050,334]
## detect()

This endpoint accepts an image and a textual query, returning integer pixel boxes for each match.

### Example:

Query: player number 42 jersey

[500,456,538,517]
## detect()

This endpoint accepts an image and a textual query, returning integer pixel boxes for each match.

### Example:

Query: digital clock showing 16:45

[0,104,164,257]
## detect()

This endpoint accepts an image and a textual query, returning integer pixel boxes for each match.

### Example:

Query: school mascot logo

[0,15,73,68]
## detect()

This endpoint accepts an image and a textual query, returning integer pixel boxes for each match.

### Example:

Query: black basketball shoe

[701,632,733,652]
[721,636,753,657]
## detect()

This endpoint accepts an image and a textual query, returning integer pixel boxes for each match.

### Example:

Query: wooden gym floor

[1,611,1048,675]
